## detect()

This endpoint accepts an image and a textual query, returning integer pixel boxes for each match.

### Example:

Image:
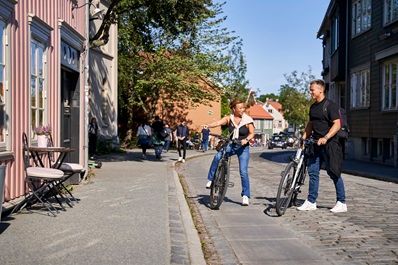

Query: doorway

[61,67,80,163]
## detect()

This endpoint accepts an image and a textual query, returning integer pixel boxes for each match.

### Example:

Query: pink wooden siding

[2,0,86,201]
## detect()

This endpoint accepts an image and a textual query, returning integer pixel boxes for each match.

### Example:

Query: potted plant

[34,125,51,147]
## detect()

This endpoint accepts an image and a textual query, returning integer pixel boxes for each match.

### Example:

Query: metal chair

[47,133,85,203]
[19,132,65,216]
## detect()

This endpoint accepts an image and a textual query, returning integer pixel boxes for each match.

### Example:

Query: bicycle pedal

[228,182,234,188]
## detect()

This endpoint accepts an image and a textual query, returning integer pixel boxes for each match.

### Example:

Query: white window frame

[0,20,10,151]
[30,39,47,139]
[352,0,372,37]
[384,0,398,25]
[331,15,339,52]
[350,68,370,108]
[28,15,52,140]
[382,60,398,111]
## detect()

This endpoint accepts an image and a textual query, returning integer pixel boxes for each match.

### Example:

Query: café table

[28,146,77,209]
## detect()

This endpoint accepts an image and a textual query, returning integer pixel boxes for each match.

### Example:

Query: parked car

[267,135,288,149]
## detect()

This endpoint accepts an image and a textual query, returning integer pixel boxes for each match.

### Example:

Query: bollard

[0,165,6,222]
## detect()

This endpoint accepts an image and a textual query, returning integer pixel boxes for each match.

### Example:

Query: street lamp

[72,2,105,20]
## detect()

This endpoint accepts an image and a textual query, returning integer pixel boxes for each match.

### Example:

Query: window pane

[38,77,43,108]
[39,109,43,125]
[31,43,36,75]
[38,47,43,77]
[0,105,4,142]
[0,23,3,64]
[0,66,4,104]
[392,64,397,108]
[384,65,390,109]
[31,75,36,107]
[394,0,398,21]
[31,109,36,132]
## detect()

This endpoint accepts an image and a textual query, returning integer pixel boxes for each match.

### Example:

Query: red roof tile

[247,104,273,120]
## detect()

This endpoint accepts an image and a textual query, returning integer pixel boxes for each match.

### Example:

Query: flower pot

[37,135,49,147]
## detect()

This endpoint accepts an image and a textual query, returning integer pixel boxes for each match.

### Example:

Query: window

[30,39,46,138]
[0,20,9,150]
[331,15,339,52]
[350,69,370,108]
[352,0,372,36]
[384,0,398,24]
[382,61,398,110]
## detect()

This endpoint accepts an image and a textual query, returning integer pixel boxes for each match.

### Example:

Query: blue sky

[219,0,330,95]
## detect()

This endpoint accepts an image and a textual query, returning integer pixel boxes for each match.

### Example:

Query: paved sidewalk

[0,149,205,265]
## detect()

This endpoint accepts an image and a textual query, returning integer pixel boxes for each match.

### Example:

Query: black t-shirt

[309,98,339,140]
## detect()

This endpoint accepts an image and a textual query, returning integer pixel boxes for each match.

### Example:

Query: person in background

[204,98,255,206]
[176,121,189,162]
[137,120,152,159]
[297,79,347,213]
[201,125,210,152]
[151,116,165,160]
[88,117,98,159]
[163,124,172,152]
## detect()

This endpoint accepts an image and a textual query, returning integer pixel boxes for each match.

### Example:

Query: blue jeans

[201,139,209,151]
[163,140,171,152]
[154,144,163,159]
[207,144,250,198]
[307,146,345,203]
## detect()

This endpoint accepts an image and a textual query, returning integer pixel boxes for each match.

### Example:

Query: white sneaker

[205,181,212,189]
[242,195,249,206]
[330,201,347,213]
[178,157,182,162]
[182,159,185,163]
[297,200,317,211]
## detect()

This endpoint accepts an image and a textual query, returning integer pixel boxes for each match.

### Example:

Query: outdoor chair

[19,132,65,216]
[47,133,85,202]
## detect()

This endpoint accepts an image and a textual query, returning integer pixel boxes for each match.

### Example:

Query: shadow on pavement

[97,150,180,163]
[259,150,295,163]
[195,194,241,209]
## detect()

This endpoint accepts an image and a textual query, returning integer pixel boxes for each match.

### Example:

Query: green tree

[117,1,248,143]
[279,67,316,128]
[257,93,279,103]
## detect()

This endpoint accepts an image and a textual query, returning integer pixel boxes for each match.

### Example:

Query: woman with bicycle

[204,98,254,206]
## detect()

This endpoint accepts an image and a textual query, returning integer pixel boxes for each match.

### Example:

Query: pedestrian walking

[176,121,189,163]
[204,98,255,206]
[88,117,98,159]
[137,121,152,159]
[152,116,165,160]
[201,125,210,152]
[297,79,347,213]
[163,124,172,152]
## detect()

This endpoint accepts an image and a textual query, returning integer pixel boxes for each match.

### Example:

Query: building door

[61,67,80,163]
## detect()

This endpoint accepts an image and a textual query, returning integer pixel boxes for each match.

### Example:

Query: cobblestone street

[179,149,398,265]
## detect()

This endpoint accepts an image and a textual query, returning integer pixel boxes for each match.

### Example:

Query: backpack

[159,128,168,139]
[323,100,350,140]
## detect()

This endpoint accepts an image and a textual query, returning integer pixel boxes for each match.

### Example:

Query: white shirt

[137,125,152,136]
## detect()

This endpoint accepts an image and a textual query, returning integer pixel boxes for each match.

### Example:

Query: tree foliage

[115,1,248,142]
[257,93,279,103]
[279,67,316,128]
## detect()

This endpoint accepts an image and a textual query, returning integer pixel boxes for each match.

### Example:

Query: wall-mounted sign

[61,41,79,72]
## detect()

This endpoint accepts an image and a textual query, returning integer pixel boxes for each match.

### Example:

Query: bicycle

[209,135,240,209]
[275,138,316,216]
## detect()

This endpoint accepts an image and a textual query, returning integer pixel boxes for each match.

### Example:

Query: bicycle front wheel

[275,161,296,216]
[210,160,229,209]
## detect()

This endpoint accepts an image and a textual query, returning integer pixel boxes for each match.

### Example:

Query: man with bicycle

[297,79,347,213]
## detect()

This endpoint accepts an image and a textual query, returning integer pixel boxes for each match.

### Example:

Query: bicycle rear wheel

[275,161,296,216]
[210,160,229,209]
